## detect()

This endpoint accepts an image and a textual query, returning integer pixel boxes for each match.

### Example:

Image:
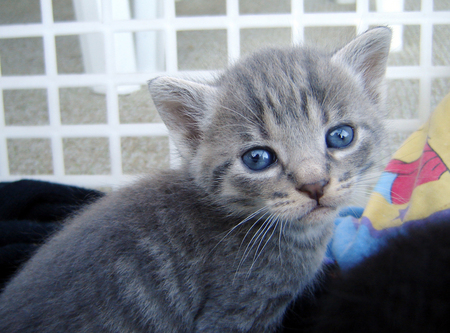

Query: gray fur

[0,27,391,332]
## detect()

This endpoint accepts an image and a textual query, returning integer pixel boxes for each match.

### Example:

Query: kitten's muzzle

[297,180,329,203]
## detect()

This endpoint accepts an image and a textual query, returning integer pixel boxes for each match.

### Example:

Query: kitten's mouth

[311,205,327,212]
[289,205,335,224]
[269,201,335,221]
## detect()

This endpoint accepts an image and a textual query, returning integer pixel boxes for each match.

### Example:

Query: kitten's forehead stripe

[237,73,271,139]
[303,54,330,124]
[265,92,284,125]
[321,107,330,125]
[256,117,270,139]
[240,132,254,142]
[222,48,339,136]
[304,53,326,104]
[336,104,345,119]
[300,90,309,120]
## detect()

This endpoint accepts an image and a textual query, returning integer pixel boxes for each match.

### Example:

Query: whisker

[236,210,273,261]
[252,215,278,261]
[249,217,281,275]
[210,206,269,254]
[278,217,286,263]
[236,214,274,272]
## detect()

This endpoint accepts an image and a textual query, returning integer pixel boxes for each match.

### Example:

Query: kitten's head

[149,27,391,224]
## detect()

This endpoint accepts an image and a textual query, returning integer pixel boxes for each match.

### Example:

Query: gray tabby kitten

[0,27,391,332]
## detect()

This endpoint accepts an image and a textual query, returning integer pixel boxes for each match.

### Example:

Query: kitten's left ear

[331,27,392,102]
[148,77,217,160]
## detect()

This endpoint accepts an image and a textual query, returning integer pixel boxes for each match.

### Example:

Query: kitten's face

[192,48,386,224]
[149,28,391,225]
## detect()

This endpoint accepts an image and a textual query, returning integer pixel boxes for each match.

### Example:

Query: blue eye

[242,148,276,171]
[326,125,354,148]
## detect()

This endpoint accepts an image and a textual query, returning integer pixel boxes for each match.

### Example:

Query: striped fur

[0,28,391,332]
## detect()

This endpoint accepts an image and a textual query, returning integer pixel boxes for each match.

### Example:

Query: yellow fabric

[363,93,450,230]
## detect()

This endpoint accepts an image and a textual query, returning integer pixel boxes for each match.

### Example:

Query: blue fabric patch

[325,206,387,270]
[326,206,450,270]
[372,171,397,204]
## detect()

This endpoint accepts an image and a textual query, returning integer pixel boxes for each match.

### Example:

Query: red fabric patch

[385,142,448,205]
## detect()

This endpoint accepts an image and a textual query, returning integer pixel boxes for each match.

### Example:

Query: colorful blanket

[328,92,450,269]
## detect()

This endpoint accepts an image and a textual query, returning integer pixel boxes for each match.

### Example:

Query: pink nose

[298,180,329,202]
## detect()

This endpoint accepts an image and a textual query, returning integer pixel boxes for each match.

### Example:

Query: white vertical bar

[39,0,54,29]
[40,1,57,83]
[109,126,123,177]
[291,0,304,44]
[163,0,177,166]
[376,0,404,52]
[73,0,106,74]
[356,0,369,35]
[136,30,165,72]
[111,0,138,74]
[111,0,131,20]
[48,85,65,176]
[0,88,9,177]
[135,0,164,72]
[103,0,123,178]
[227,0,240,63]
[73,0,102,21]
[51,132,65,177]
[41,0,65,177]
[106,83,123,178]
[164,0,178,73]
[114,32,138,73]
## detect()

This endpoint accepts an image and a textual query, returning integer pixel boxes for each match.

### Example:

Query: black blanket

[0,179,104,290]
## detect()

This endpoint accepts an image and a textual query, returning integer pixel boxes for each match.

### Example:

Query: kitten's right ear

[331,27,392,103]
[148,77,217,160]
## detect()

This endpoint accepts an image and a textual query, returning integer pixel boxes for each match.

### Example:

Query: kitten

[0,27,391,332]
[311,220,450,333]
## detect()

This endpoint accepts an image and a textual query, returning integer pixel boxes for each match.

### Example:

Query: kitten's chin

[292,205,338,227]
[306,205,337,220]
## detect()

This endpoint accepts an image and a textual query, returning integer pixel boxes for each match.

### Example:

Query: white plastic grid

[0,0,449,188]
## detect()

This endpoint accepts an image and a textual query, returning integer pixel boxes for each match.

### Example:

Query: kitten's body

[0,172,329,332]
[0,28,391,332]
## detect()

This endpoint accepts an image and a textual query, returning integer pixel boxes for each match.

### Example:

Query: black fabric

[0,179,104,222]
[280,264,338,333]
[0,179,104,290]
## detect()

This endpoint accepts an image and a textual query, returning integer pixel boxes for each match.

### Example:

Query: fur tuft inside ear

[331,27,392,103]
[148,77,217,161]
